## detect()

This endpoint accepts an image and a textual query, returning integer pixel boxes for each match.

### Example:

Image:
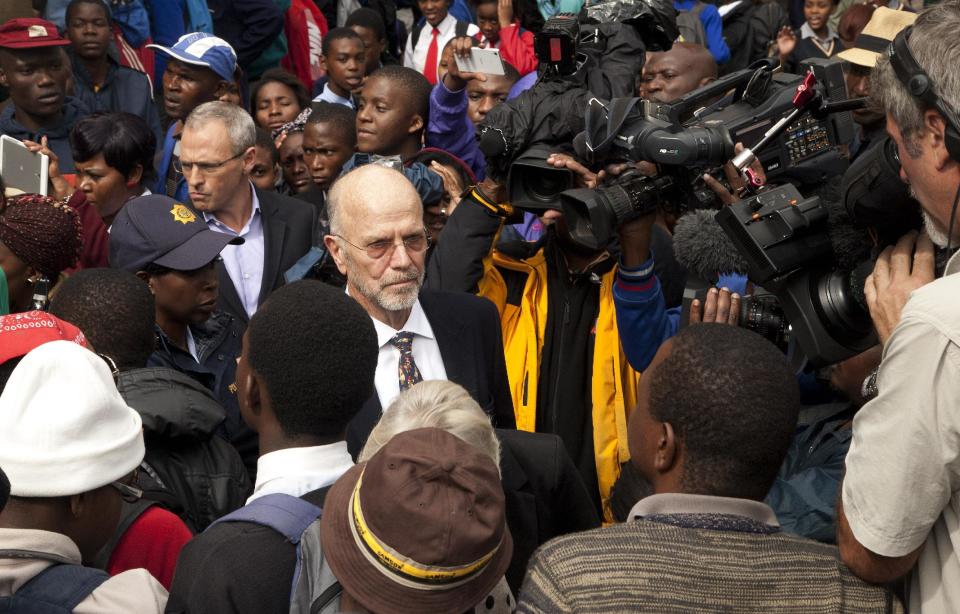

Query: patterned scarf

[272,107,313,148]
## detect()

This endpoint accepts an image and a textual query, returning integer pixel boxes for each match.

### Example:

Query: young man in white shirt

[403,0,479,84]
[166,280,379,613]
[314,27,365,108]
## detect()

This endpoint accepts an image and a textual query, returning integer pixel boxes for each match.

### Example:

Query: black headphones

[887,25,960,161]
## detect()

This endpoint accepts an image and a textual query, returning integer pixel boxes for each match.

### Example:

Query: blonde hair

[360,381,502,474]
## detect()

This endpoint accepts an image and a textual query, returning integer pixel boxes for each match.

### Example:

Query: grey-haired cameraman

[836,4,960,612]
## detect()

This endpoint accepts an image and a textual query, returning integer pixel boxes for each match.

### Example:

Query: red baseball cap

[0,311,87,365]
[0,18,71,50]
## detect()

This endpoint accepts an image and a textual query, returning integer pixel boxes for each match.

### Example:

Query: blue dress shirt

[203,184,265,320]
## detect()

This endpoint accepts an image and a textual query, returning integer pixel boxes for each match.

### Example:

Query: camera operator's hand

[864,230,936,346]
[442,36,486,92]
[547,153,603,189]
[703,143,767,206]
[477,176,507,205]
[689,287,741,326]
[430,161,464,216]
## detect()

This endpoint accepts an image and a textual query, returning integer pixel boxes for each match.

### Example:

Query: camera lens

[740,295,789,350]
[527,172,571,203]
[813,267,873,345]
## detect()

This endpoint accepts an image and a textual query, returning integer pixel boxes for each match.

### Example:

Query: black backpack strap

[90,498,158,571]
[12,563,110,611]
[411,21,425,50]
[310,580,343,614]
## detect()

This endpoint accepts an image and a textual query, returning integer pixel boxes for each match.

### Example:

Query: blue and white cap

[148,32,237,81]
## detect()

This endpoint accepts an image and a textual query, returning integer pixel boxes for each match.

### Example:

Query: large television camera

[555,57,855,249]
[715,184,877,367]
[478,0,677,197]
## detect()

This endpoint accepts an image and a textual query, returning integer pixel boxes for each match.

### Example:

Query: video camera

[554,57,855,249]
[478,0,677,191]
[714,184,877,367]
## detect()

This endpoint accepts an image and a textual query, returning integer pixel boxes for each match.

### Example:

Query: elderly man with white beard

[322,164,516,455]
[836,4,960,613]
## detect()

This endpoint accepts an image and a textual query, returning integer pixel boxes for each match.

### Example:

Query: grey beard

[348,258,424,313]
[923,209,953,248]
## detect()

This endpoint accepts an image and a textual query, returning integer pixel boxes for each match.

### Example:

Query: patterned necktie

[424,27,441,85]
[390,332,423,391]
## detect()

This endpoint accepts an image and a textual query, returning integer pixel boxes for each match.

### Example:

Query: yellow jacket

[477,248,640,522]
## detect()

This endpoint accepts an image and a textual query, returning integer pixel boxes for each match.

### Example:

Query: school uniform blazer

[211,188,316,325]
[346,289,516,455]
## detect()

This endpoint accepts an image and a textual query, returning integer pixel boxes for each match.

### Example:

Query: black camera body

[540,58,855,249]
[534,13,580,76]
[715,184,877,366]
[478,0,674,186]
[713,184,832,283]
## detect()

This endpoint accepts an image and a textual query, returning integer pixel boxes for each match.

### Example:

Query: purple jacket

[426,81,486,180]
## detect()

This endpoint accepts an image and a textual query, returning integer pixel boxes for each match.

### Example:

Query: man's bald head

[639,43,718,103]
[327,164,422,236]
[324,163,428,322]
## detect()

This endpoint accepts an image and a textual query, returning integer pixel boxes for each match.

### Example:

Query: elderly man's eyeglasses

[333,231,431,259]
[174,152,244,176]
[111,469,143,503]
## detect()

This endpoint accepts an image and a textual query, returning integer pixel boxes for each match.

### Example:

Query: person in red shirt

[474,0,537,76]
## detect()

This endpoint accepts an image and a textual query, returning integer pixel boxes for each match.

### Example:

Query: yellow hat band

[348,469,500,588]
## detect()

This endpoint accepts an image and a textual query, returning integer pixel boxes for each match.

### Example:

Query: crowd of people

[0,0,957,610]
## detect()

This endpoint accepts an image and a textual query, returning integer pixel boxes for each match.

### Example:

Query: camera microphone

[672,209,749,282]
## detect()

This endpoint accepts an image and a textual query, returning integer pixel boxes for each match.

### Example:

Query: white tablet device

[0,135,49,196]
[455,47,506,76]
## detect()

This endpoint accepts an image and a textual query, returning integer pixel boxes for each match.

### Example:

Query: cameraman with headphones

[837,3,960,611]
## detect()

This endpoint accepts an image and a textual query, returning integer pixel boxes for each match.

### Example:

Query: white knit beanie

[0,341,145,497]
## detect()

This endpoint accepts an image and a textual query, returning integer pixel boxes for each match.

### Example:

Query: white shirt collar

[800,22,838,43]
[946,249,960,276]
[628,492,780,526]
[185,327,199,362]
[202,182,261,235]
[370,299,436,348]
[314,83,353,107]
[248,441,354,503]
[433,13,457,36]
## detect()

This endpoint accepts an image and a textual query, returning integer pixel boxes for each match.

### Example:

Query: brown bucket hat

[321,427,513,614]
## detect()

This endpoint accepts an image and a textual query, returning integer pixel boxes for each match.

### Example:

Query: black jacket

[497,429,600,593]
[206,0,285,74]
[117,367,252,532]
[68,49,163,144]
[346,289,516,456]
[211,187,316,325]
[166,486,329,614]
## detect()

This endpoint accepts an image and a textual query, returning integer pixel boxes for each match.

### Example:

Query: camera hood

[507,147,574,211]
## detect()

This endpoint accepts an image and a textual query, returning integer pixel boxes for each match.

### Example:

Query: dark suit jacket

[346,289,516,456]
[212,188,315,324]
[498,428,601,593]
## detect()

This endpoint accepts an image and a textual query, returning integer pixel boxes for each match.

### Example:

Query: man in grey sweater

[518,324,901,613]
